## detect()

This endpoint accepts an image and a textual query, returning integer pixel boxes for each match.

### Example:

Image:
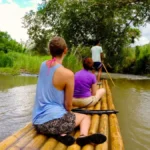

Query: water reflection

[0,74,37,91]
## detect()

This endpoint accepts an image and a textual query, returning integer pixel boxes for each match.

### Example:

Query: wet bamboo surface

[0,80,124,150]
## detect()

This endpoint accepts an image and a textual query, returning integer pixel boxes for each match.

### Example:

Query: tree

[23,0,150,66]
[0,31,24,53]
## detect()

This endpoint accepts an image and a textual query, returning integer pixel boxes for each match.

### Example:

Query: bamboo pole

[105,80,124,150]
[8,128,37,150]
[40,138,58,150]
[53,142,67,150]
[0,123,33,150]
[89,99,101,134]
[82,145,94,150]
[53,132,78,150]
[22,134,47,150]
[67,131,81,150]
[7,147,20,150]
[82,85,102,150]
[105,80,115,110]
[96,80,108,150]
[102,63,116,86]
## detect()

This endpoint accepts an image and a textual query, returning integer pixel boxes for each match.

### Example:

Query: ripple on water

[129,90,150,150]
[0,85,36,141]
[111,79,150,150]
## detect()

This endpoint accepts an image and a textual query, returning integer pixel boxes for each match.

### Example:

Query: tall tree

[23,0,150,66]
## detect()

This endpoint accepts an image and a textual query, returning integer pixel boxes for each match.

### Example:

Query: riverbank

[0,52,82,75]
[0,51,149,77]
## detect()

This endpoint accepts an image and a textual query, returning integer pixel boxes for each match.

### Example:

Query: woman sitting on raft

[32,37,106,146]
[73,57,106,108]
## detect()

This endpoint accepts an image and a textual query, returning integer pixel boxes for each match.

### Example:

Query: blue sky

[0,0,150,46]
[2,0,33,7]
[1,0,43,8]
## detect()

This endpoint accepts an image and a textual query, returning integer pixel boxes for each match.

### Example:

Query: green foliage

[0,31,24,53]
[0,52,14,67]
[71,45,91,60]
[0,52,50,74]
[135,46,141,58]
[119,44,150,75]
[63,53,82,73]
[134,44,150,74]
[22,0,149,60]
[0,51,82,74]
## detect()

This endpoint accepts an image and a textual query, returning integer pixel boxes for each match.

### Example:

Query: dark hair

[83,57,94,70]
[94,40,100,45]
[49,36,67,57]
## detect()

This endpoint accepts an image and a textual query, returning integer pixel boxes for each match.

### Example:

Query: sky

[0,0,42,42]
[0,0,150,46]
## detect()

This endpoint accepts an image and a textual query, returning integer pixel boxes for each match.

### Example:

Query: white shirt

[91,45,103,62]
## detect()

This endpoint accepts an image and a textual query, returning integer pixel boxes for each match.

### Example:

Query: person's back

[91,45,103,62]
[91,40,104,81]
[32,62,67,124]
[74,69,96,98]
[73,58,105,108]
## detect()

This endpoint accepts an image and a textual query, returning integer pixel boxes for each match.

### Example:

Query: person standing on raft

[32,37,106,146]
[91,40,104,82]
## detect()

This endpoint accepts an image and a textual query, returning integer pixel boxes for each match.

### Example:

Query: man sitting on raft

[73,57,106,108]
[32,37,106,146]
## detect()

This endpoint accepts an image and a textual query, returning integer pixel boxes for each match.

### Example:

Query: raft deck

[0,80,124,150]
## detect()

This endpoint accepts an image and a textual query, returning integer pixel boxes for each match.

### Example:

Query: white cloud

[132,23,150,47]
[139,23,150,41]
[131,37,149,47]
[0,1,37,43]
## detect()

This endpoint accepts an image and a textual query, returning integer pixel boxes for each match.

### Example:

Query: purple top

[73,69,97,98]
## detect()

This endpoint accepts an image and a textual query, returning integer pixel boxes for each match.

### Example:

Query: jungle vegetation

[0,0,150,75]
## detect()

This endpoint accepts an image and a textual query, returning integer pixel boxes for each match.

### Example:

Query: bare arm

[64,71,74,112]
[91,83,97,96]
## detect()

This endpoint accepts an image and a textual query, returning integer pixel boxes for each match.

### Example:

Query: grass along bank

[0,52,82,75]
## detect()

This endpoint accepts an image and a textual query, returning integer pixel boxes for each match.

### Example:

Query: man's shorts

[93,62,103,71]
[34,112,76,135]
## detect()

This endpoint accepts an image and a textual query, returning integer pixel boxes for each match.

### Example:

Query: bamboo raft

[0,80,124,150]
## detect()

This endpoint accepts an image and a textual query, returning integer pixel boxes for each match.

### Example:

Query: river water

[0,73,150,150]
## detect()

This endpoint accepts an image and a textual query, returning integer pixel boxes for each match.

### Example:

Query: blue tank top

[32,61,67,124]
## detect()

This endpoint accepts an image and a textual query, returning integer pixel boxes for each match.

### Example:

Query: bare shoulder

[57,66,74,78]
[53,66,74,90]
[64,67,74,76]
